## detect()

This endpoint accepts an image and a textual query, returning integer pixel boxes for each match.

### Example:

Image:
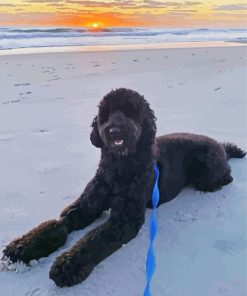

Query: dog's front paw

[3,220,68,263]
[49,252,94,287]
[2,239,26,263]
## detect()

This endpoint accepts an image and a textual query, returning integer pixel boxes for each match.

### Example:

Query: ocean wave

[0,27,138,34]
[0,27,246,50]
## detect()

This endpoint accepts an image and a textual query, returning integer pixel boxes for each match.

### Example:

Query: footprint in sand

[25,288,42,296]
[173,210,198,223]
[30,129,50,136]
[214,240,237,254]
[63,195,75,201]
[36,163,63,174]
[214,58,226,63]
[0,134,14,141]
[14,83,31,87]
[2,99,21,104]
[214,87,221,91]
[46,77,60,82]
[19,92,31,96]
[32,129,49,134]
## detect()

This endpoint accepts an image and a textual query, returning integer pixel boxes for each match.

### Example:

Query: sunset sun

[86,22,104,31]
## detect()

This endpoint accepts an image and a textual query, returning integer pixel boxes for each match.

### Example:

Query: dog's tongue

[114,139,123,146]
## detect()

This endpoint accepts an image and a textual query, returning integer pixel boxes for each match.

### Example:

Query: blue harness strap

[143,164,160,296]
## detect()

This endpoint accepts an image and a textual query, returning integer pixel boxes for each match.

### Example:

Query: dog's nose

[109,127,121,138]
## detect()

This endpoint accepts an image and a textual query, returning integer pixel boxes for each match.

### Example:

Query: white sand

[0,44,246,296]
[0,41,245,56]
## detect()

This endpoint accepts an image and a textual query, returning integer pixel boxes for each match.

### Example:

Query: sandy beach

[0,44,247,296]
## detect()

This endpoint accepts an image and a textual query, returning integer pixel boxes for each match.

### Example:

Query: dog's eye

[125,111,133,118]
[124,107,138,119]
[98,112,108,123]
[122,104,131,116]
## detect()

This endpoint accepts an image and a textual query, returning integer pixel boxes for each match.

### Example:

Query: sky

[0,0,246,28]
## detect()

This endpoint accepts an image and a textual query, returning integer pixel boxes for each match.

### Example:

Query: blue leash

[144,164,160,296]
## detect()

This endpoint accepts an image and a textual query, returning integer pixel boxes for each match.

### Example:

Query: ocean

[0,27,246,50]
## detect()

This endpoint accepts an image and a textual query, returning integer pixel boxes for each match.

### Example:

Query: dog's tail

[223,143,246,160]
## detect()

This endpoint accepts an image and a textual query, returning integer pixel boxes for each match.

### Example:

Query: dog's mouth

[100,122,140,157]
[112,139,124,146]
[109,138,129,156]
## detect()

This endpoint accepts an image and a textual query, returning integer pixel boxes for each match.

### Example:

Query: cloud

[65,0,160,9]
[215,4,247,11]
[65,0,117,7]
[212,12,247,17]
[66,0,147,9]
[65,0,166,9]
[141,1,202,8]
[0,3,17,7]
[170,9,197,13]
[142,0,167,7]
[46,2,67,6]
[21,0,203,10]
[25,0,65,3]
[185,1,202,6]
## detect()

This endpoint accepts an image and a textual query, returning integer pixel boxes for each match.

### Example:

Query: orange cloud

[0,0,246,27]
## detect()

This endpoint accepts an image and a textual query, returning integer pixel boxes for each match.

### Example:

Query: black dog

[3,88,246,287]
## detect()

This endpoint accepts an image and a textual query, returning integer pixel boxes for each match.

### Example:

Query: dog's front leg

[59,171,111,232]
[2,219,68,264]
[3,172,111,263]
[49,208,145,287]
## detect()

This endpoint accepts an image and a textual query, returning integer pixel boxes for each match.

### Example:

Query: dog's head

[90,88,156,157]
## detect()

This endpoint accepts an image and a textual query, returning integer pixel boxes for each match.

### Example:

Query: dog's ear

[90,116,104,148]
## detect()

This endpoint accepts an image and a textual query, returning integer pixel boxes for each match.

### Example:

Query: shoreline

[0,41,246,56]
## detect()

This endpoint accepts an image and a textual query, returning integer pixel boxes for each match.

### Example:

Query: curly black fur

[3,88,246,287]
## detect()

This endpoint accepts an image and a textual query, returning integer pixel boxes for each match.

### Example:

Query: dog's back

[153,133,246,206]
